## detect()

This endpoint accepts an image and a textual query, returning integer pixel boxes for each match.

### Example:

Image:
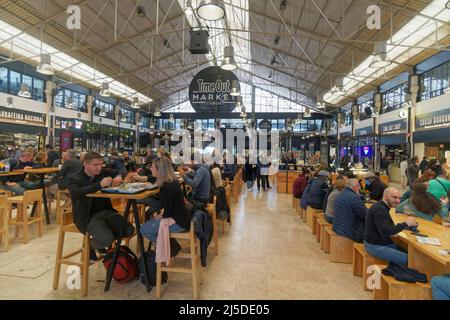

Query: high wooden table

[87,188,159,293]
[391,211,450,280]
[24,167,59,225]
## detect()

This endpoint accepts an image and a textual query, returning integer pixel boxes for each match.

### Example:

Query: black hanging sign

[259,119,272,131]
[189,66,239,113]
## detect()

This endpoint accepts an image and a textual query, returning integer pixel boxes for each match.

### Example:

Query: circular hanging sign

[259,119,272,131]
[189,66,240,113]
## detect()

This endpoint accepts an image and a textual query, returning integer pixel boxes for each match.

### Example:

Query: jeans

[431,274,450,300]
[246,180,254,190]
[256,175,271,190]
[87,210,135,249]
[1,183,26,195]
[140,217,185,244]
[324,214,333,224]
[364,241,408,266]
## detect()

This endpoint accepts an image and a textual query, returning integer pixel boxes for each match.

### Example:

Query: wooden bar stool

[206,196,218,255]
[0,195,9,251]
[7,189,44,244]
[53,210,95,297]
[55,188,70,224]
[219,185,232,234]
[156,221,201,299]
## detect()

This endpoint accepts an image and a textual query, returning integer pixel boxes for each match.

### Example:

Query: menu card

[416,236,441,246]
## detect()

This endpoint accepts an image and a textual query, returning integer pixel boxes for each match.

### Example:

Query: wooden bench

[306,206,321,230]
[312,211,324,237]
[353,243,387,290]
[323,226,332,253]
[317,218,331,249]
[329,229,354,264]
[372,265,432,300]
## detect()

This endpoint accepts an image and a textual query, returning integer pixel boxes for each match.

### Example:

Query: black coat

[57,159,83,189]
[68,169,115,234]
[192,209,213,267]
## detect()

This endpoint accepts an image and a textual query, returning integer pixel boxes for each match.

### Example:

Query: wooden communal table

[391,211,450,279]
[87,188,159,293]
[0,171,26,177]
[24,167,59,225]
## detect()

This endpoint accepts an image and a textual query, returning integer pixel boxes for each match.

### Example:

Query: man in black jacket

[68,152,134,260]
[364,172,386,201]
[364,187,418,266]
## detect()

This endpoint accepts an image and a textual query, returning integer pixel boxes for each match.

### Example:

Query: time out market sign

[189,66,240,113]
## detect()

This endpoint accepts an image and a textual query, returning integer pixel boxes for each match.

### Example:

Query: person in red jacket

[293,168,310,199]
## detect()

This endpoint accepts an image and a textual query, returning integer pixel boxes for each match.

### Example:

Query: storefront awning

[379,134,406,145]
[414,127,450,143]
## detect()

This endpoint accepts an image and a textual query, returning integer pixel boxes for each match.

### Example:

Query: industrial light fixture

[36,53,55,75]
[6,97,13,108]
[280,0,287,10]
[330,78,345,96]
[369,41,392,68]
[66,96,74,109]
[154,107,161,117]
[131,97,139,109]
[273,36,280,45]
[235,95,243,108]
[221,46,237,71]
[230,80,241,96]
[303,107,311,118]
[121,112,128,123]
[99,107,107,117]
[316,94,325,109]
[239,107,246,117]
[169,113,174,121]
[137,6,146,17]
[100,82,111,97]
[185,0,194,15]
[445,77,450,94]
[18,84,31,98]
[296,114,302,124]
[197,0,225,21]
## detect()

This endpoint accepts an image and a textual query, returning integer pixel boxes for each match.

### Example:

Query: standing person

[259,156,271,190]
[400,157,408,188]
[428,159,443,177]
[441,158,449,178]
[68,152,134,261]
[419,156,429,175]
[140,157,190,244]
[364,187,417,266]
[406,156,420,189]
[46,144,60,168]
[243,158,255,191]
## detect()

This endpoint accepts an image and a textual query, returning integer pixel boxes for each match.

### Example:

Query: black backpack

[138,250,168,286]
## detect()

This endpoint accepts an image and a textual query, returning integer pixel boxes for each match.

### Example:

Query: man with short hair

[180,159,211,205]
[364,172,386,201]
[46,144,60,168]
[0,150,36,195]
[333,178,368,243]
[364,187,417,266]
[406,156,420,189]
[68,152,134,261]
[304,170,329,210]
[419,156,429,175]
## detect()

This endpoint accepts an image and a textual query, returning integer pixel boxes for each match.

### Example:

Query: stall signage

[379,119,406,135]
[259,119,272,131]
[189,66,239,113]
[415,108,450,130]
[0,106,46,126]
[355,126,373,136]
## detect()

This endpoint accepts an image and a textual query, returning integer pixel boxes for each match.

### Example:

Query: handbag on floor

[138,250,168,286]
[102,246,139,284]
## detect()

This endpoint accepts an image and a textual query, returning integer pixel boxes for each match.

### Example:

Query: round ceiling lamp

[230,80,241,96]
[221,46,237,71]
[369,41,392,68]
[197,0,225,21]
[131,97,139,109]
[100,82,111,97]
[36,53,55,75]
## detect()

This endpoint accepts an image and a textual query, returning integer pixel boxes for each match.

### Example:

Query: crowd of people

[293,156,450,300]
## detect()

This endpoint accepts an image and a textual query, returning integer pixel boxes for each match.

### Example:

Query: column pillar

[409,74,420,158]
[45,81,55,147]
[374,92,382,171]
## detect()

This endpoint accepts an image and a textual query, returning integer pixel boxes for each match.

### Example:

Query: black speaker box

[189,30,209,54]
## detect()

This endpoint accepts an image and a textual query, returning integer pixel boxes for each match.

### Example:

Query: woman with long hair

[140,157,191,244]
[397,183,448,224]
[324,176,345,224]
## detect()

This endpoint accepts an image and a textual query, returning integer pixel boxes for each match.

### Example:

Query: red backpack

[102,246,139,284]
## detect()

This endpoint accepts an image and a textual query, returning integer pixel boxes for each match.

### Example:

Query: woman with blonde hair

[140,157,191,244]
[324,176,346,224]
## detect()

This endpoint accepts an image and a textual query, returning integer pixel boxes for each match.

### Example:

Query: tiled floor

[0,187,374,300]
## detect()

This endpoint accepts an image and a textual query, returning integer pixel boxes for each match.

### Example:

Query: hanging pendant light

[66,96,74,109]
[315,94,325,109]
[235,95,243,108]
[121,112,128,123]
[331,78,345,96]
[369,41,392,68]
[303,107,311,118]
[99,107,107,117]
[230,80,241,96]
[18,84,31,98]
[221,46,237,71]
[185,0,194,15]
[239,107,246,117]
[36,53,55,75]
[169,113,174,121]
[197,0,225,21]
[131,97,139,109]
[154,107,161,117]
[6,97,13,108]
[100,82,111,97]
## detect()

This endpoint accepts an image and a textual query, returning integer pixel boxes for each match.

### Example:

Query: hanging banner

[60,131,73,151]
[415,108,450,130]
[189,66,239,112]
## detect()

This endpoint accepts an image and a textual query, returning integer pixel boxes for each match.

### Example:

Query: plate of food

[101,182,156,194]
